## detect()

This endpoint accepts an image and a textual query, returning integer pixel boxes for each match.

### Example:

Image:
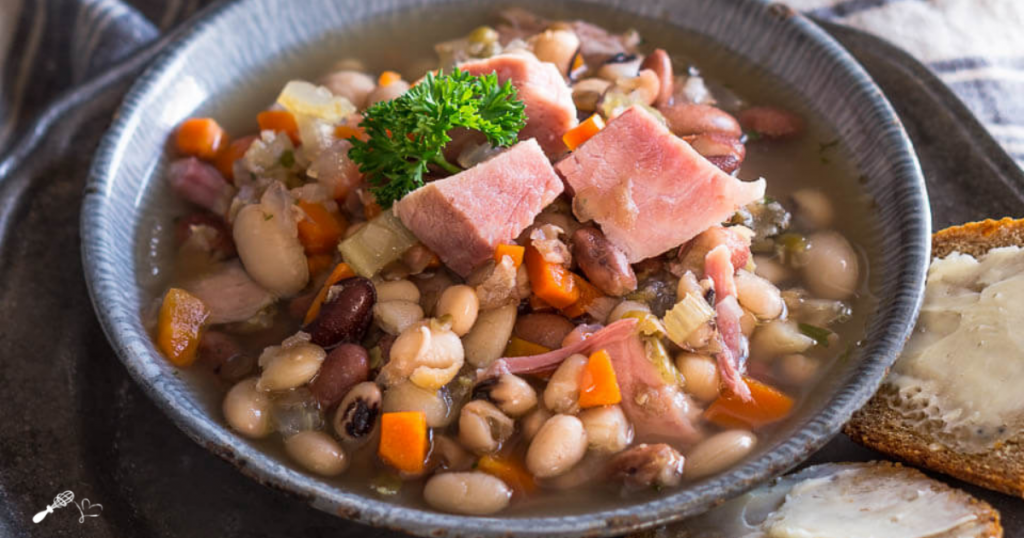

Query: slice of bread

[845,217,1024,497]
[632,461,1002,538]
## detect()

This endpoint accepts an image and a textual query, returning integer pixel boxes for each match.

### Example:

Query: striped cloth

[1,0,1023,164]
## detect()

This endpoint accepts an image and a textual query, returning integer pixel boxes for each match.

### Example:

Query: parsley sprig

[348,68,527,208]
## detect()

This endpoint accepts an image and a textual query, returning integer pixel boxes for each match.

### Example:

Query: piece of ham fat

[459,54,578,158]
[394,139,564,277]
[704,243,752,401]
[555,105,765,263]
[484,318,701,444]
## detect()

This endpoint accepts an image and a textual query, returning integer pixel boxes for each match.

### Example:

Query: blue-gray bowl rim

[81,0,931,535]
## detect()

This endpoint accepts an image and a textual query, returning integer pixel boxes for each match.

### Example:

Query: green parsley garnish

[798,322,832,348]
[348,68,527,208]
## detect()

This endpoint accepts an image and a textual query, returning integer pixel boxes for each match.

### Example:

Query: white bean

[749,319,815,363]
[257,342,326,391]
[423,472,511,515]
[790,188,835,229]
[573,78,612,112]
[676,353,720,402]
[367,80,410,107]
[527,414,588,478]
[381,323,463,390]
[802,231,860,300]
[458,400,514,455]
[543,354,588,414]
[223,378,273,438]
[752,255,792,285]
[779,353,820,385]
[319,70,375,109]
[579,405,633,453]
[375,279,421,303]
[521,406,552,442]
[478,373,537,418]
[597,55,643,81]
[684,430,757,479]
[735,270,784,320]
[435,285,479,336]
[284,430,349,476]
[382,381,452,427]
[530,29,580,73]
[373,300,424,335]
[233,184,309,296]
[462,304,517,367]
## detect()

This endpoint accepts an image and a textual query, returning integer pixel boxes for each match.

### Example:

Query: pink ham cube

[460,54,578,158]
[394,139,564,276]
[555,105,766,263]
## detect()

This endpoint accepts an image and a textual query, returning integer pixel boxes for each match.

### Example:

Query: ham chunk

[555,105,766,263]
[394,139,563,276]
[460,54,578,158]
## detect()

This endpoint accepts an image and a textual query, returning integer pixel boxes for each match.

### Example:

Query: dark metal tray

[0,18,1021,538]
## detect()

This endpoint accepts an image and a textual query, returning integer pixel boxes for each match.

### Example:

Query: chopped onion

[338,210,419,277]
[664,292,716,346]
[276,80,356,123]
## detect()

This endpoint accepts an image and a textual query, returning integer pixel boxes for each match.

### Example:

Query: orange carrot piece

[378,70,402,87]
[257,110,300,145]
[307,253,334,277]
[705,376,794,429]
[156,288,210,367]
[379,411,428,473]
[578,349,622,408]
[494,243,525,269]
[561,274,604,319]
[525,245,579,309]
[213,135,257,181]
[334,124,367,142]
[562,114,605,151]
[504,336,551,358]
[296,201,347,255]
[477,455,536,497]
[304,262,356,324]
[176,118,227,160]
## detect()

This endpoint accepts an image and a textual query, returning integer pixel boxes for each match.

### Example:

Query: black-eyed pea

[332,381,381,444]
[458,400,514,455]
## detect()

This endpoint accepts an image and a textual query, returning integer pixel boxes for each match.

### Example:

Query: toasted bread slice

[633,461,1002,538]
[845,217,1024,497]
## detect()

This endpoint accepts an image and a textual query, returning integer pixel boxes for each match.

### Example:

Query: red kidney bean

[659,103,742,138]
[514,313,576,349]
[174,212,236,258]
[310,343,370,409]
[304,277,376,348]
[738,106,804,139]
[641,49,673,107]
[572,227,638,296]
[198,331,255,382]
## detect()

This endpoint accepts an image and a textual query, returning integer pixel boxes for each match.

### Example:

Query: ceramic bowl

[82,0,930,535]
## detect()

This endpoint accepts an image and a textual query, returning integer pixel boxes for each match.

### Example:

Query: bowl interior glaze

[82,0,930,535]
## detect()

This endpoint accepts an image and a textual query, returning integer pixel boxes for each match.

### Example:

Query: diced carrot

[156,288,210,367]
[213,135,257,181]
[524,245,579,309]
[307,253,334,276]
[504,336,551,358]
[304,262,356,324]
[477,455,536,497]
[494,243,525,269]
[296,201,347,255]
[334,123,367,142]
[561,274,604,319]
[705,376,795,429]
[578,349,622,408]
[379,411,428,474]
[364,201,382,220]
[257,110,300,145]
[378,70,402,87]
[562,114,605,151]
[176,118,227,160]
